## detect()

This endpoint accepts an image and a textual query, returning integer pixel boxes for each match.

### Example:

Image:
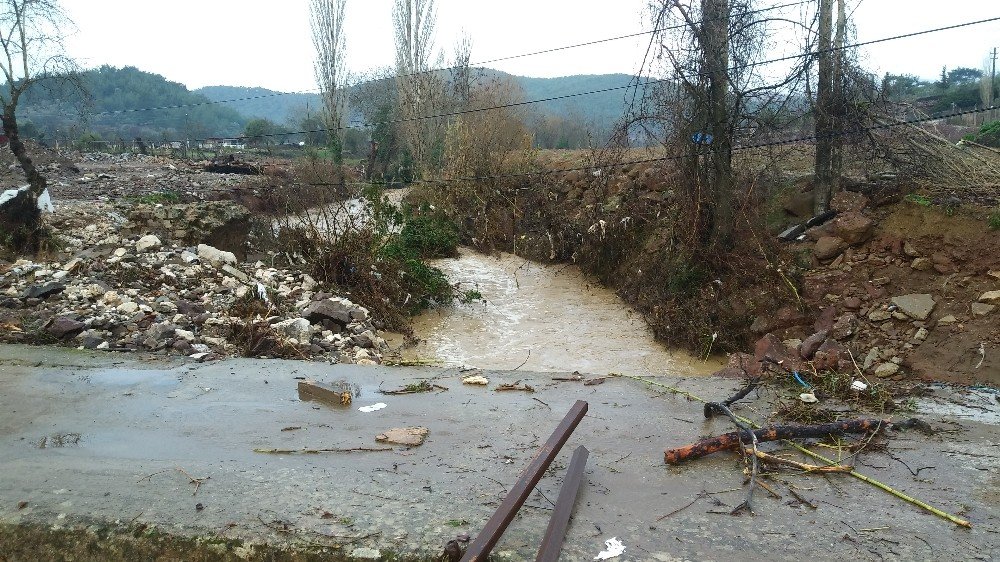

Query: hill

[18,66,247,144]
[195,86,321,127]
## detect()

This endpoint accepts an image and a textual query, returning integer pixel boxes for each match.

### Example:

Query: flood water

[393,249,719,377]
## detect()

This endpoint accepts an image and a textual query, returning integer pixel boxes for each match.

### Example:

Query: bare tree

[0,0,76,253]
[641,0,812,249]
[392,0,446,175]
[310,0,349,164]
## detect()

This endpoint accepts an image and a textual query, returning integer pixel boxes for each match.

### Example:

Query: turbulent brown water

[393,249,719,377]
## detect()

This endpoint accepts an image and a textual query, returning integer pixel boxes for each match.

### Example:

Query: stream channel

[390,249,719,377]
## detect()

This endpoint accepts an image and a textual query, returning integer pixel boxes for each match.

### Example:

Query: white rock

[875,363,900,377]
[135,234,162,253]
[117,302,139,314]
[979,290,1000,303]
[197,244,237,268]
[175,329,196,341]
[271,318,312,342]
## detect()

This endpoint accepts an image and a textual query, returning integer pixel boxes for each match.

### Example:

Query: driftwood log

[664,418,890,464]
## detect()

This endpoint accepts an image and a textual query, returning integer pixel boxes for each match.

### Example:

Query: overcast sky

[62,1,999,93]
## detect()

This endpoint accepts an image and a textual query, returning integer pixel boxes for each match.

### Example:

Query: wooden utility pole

[992,47,998,103]
[701,0,734,248]
[814,0,834,215]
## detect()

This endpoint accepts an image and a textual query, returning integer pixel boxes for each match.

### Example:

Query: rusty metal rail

[535,445,589,562]
[461,400,588,562]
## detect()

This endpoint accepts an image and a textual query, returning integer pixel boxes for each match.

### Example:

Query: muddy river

[391,249,719,377]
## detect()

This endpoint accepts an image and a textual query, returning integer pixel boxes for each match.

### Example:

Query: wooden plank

[297,380,351,407]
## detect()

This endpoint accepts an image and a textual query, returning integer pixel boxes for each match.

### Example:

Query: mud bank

[1,345,997,561]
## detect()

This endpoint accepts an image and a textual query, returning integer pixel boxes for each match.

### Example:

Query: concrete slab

[1,345,998,561]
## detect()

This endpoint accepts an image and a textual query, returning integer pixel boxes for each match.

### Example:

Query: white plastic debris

[851,380,868,391]
[256,282,270,303]
[0,185,28,206]
[799,392,819,403]
[594,537,625,560]
[36,188,54,212]
[358,403,387,413]
[462,375,489,385]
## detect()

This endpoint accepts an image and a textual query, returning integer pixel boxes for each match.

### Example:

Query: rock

[814,306,838,332]
[902,241,920,258]
[913,327,929,342]
[843,296,862,310]
[271,318,312,342]
[809,211,875,246]
[375,427,429,447]
[979,290,1000,303]
[197,244,237,268]
[988,270,1000,280]
[135,234,162,253]
[799,330,829,360]
[117,302,139,314]
[46,317,85,339]
[874,363,900,377]
[910,257,933,271]
[971,303,996,317]
[813,339,849,371]
[221,264,249,284]
[938,315,957,325]
[21,282,65,300]
[862,348,881,371]
[814,236,848,260]
[891,294,936,320]
[753,334,803,371]
[831,313,857,340]
[350,548,382,560]
[303,298,353,327]
[868,308,892,322]
[175,329,196,341]
[931,253,958,274]
[782,189,814,218]
[351,330,376,348]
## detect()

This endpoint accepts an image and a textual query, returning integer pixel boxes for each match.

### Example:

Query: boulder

[303,298,353,327]
[749,306,809,335]
[830,191,869,213]
[809,211,875,246]
[931,253,958,274]
[910,257,933,271]
[799,330,829,360]
[874,363,900,377]
[891,294,936,320]
[197,244,237,268]
[753,334,804,371]
[814,236,848,260]
[45,317,85,339]
[22,282,66,300]
[813,338,850,371]
[271,318,313,342]
[831,313,857,340]
[135,234,162,253]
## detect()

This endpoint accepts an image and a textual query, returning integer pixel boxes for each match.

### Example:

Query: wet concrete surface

[1,345,998,561]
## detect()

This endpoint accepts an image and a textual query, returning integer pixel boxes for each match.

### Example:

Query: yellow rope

[610,372,973,529]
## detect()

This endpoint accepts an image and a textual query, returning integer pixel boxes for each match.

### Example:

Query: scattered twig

[512,350,531,371]
[787,487,818,509]
[495,381,535,393]
[532,397,551,408]
[176,467,210,496]
[704,379,760,418]
[752,450,854,473]
[254,446,395,454]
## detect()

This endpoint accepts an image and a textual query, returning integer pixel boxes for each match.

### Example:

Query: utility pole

[814,0,834,215]
[992,47,997,104]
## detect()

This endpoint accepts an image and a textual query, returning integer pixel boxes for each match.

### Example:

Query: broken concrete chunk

[375,426,429,446]
[971,303,996,317]
[135,234,162,253]
[298,380,355,407]
[890,294,936,320]
[979,290,1000,303]
[462,375,489,385]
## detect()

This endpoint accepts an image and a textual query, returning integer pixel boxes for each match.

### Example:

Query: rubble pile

[0,230,388,365]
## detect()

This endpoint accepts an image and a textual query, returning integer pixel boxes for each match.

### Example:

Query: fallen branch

[752,450,854,473]
[664,418,889,464]
[613,372,972,528]
[704,379,759,418]
[254,446,394,454]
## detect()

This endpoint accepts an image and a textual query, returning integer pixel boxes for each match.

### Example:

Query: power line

[80,0,812,118]
[187,14,1000,145]
[351,104,998,187]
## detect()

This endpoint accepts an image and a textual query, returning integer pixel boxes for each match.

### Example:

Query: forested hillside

[17,66,246,143]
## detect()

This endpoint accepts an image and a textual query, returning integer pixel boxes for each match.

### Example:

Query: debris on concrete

[462,375,489,385]
[594,537,625,560]
[297,380,354,407]
[358,403,387,413]
[375,426,429,446]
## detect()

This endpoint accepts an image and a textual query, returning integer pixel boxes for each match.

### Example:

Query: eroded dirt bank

[1,346,998,561]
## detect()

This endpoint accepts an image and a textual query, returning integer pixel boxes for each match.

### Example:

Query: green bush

[974,120,1000,148]
[397,209,459,259]
[989,209,1000,231]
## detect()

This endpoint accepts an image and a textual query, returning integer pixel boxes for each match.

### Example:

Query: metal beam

[461,400,589,562]
[535,445,589,562]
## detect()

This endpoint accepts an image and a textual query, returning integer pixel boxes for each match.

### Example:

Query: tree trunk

[813,0,834,215]
[829,0,847,182]
[0,106,48,254]
[703,0,734,248]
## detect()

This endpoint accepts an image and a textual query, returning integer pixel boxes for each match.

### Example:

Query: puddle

[393,249,719,377]
[917,386,1000,426]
